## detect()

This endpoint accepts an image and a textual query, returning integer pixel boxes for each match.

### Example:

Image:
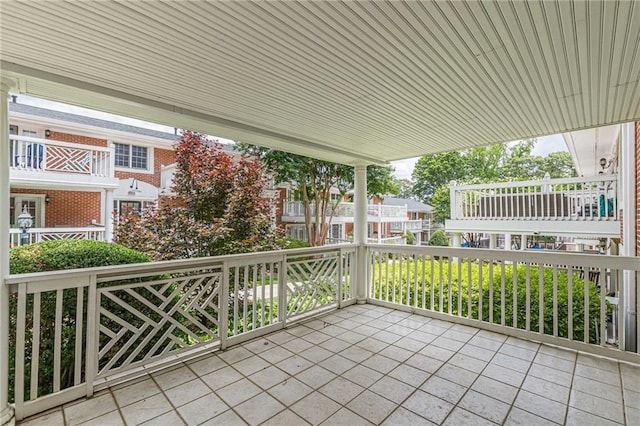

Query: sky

[17,95,567,180]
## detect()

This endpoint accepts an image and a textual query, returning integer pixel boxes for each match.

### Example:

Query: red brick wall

[11,189,101,227]
[47,131,107,148]
[115,147,174,187]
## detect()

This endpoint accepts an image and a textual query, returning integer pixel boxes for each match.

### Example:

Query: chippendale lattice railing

[9,134,112,177]
[6,245,356,420]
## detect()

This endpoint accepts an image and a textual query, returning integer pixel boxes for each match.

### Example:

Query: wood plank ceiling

[1,1,639,164]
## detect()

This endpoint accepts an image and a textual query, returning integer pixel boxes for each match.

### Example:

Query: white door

[11,196,43,228]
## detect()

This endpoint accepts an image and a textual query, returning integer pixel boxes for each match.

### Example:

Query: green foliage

[428,230,449,247]
[239,143,397,246]
[404,231,416,245]
[9,240,150,274]
[8,240,150,403]
[115,132,281,259]
[278,238,311,250]
[371,260,603,342]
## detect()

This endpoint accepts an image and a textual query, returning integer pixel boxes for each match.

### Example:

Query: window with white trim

[114,143,149,170]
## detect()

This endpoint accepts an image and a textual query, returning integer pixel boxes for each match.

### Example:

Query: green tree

[428,230,449,246]
[412,151,466,202]
[239,144,396,246]
[115,132,280,259]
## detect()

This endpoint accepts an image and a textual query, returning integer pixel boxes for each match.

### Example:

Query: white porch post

[520,234,527,250]
[1,80,15,426]
[354,164,367,304]
[104,189,114,242]
[452,232,461,248]
[504,233,512,251]
[620,122,637,351]
[489,234,497,249]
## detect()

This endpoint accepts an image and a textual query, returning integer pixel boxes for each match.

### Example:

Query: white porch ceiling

[1,1,639,165]
[563,125,620,177]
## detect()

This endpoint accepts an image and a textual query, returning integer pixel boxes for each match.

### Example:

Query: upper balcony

[446,175,620,238]
[282,201,408,223]
[9,135,119,189]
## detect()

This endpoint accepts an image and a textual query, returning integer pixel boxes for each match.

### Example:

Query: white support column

[489,234,497,249]
[377,221,381,244]
[452,232,461,248]
[620,122,637,351]
[504,234,512,251]
[1,80,16,426]
[104,189,114,242]
[354,164,367,304]
[520,234,527,250]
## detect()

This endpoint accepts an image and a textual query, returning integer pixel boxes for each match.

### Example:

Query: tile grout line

[499,342,545,426]
[377,321,480,425]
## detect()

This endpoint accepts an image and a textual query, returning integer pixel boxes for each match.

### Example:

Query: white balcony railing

[6,245,355,419]
[6,243,640,421]
[283,201,407,220]
[451,175,618,221]
[9,227,106,246]
[390,219,423,232]
[10,135,112,177]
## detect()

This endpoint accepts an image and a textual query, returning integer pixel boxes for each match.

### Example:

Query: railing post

[220,262,229,350]
[108,143,115,178]
[620,122,637,352]
[104,189,114,242]
[449,180,458,219]
[354,164,368,303]
[278,257,287,325]
[1,79,16,426]
[85,275,98,398]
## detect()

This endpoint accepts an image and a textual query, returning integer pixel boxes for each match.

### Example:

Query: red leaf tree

[115,132,281,260]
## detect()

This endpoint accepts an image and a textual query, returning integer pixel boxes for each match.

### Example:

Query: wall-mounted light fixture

[599,157,608,170]
[45,129,51,138]
[45,195,51,203]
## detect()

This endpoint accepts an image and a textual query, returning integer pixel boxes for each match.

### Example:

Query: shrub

[404,231,416,245]
[8,240,150,402]
[370,259,604,343]
[278,238,311,250]
[10,239,151,274]
[428,230,449,246]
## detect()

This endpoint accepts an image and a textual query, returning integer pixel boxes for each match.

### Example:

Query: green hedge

[428,230,449,246]
[9,240,151,402]
[371,259,603,343]
[10,239,151,274]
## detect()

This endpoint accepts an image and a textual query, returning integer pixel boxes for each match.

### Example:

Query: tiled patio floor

[21,304,640,425]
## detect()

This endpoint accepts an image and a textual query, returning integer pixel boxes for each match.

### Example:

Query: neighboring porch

[19,303,639,426]
[446,175,620,239]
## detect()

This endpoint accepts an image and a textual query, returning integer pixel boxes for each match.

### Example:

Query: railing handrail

[365,243,640,270]
[10,134,112,153]
[5,243,356,284]
[452,174,617,191]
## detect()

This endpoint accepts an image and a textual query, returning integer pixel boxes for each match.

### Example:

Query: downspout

[620,122,637,351]
[354,164,367,303]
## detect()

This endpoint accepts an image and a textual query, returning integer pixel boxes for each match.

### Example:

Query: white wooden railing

[8,242,640,421]
[283,201,407,220]
[451,175,618,221]
[367,244,640,364]
[390,219,423,232]
[6,245,355,420]
[10,135,112,177]
[9,227,106,246]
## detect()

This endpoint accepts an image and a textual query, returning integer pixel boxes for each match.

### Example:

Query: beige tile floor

[20,304,640,425]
